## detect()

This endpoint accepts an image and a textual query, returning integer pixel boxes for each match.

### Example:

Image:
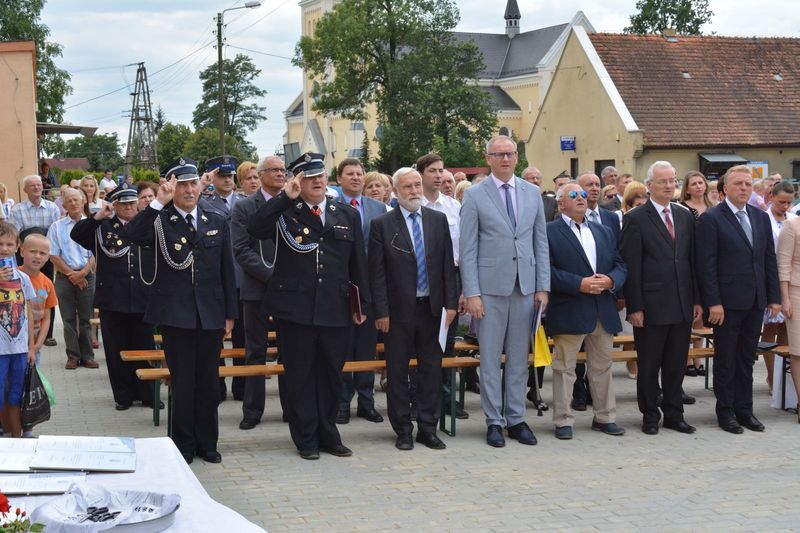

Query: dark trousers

[340,317,377,411]
[241,299,287,422]
[98,309,155,406]
[54,273,95,362]
[161,323,223,455]
[712,306,762,421]
[634,321,691,425]
[219,294,246,400]
[386,299,442,436]
[275,318,348,452]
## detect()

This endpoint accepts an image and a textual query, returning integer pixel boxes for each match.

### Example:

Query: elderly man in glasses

[546,182,627,440]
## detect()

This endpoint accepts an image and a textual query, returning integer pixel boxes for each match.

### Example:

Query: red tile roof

[588,33,800,148]
[45,158,90,170]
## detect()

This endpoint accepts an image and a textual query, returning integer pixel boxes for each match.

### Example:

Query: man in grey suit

[231,155,285,429]
[335,158,387,424]
[460,135,551,447]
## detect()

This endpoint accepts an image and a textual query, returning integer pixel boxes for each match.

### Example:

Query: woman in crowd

[602,184,617,205]
[363,172,390,204]
[776,203,800,422]
[763,181,796,392]
[237,161,260,196]
[0,183,14,220]
[455,180,471,204]
[80,175,103,215]
[679,171,713,377]
[136,181,158,211]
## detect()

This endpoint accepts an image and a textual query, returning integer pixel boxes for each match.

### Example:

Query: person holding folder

[368,168,458,450]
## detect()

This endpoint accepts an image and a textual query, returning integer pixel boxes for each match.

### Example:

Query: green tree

[153,105,167,134]
[192,54,267,141]
[182,128,258,170]
[156,122,192,167]
[62,133,124,172]
[0,0,72,123]
[295,0,496,172]
[624,0,713,35]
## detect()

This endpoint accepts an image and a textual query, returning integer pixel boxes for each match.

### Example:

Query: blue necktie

[409,212,428,293]
[502,183,516,230]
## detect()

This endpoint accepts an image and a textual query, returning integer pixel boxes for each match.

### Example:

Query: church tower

[505,0,521,39]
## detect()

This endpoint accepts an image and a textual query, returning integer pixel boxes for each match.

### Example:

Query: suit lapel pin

[169,215,178,222]
[113,222,120,229]
[174,243,182,251]
[200,214,208,222]
[296,202,303,209]
[330,204,336,211]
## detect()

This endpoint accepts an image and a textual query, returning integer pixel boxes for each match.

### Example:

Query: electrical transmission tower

[124,62,158,176]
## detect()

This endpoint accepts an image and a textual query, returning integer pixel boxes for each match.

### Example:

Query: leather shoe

[591,420,626,436]
[65,359,79,370]
[681,390,696,405]
[299,449,320,460]
[416,432,446,450]
[82,359,99,369]
[507,422,537,445]
[465,382,480,394]
[181,452,193,464]
[719,418,744,434]
[356,407,384,423]
[321,444,352,457]
[570,398,587,411]
[115,403,131,411]
[395,434,413,450]
[141,400,165,410]
[486,424,505,447]
[642,424,659,435]
[664,419,696,434]
[736,414,765,432]
[554,426,573,440]
[197,450,222,463]
[239,419,260,430]
[336,409,350,424]
[443,403,469,419]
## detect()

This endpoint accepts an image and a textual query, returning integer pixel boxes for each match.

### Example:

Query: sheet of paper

[36,436,136,454]
[0,439,38,472]
[29,451,136,473]
[0,472,86,495]
[438,308,448,352]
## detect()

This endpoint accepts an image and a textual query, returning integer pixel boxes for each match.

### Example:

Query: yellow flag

[533,325,552,367]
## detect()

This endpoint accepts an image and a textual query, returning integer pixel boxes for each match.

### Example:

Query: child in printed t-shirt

[0,222,37,438]
[18,233,57,437]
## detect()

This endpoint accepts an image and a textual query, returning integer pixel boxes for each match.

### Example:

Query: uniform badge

[295,236,303,244]
[302,228,309,235]
[170,215,178,222]
[304,153,312,163]
[179,157,186,166]
[116,240,123,246]
[174,243,182,251]
[295,203,303,210]
[201,214,208,222]
[113,223,120,229]
[180,237,187,244]
[206,229,219,236]
[330,205,336,211]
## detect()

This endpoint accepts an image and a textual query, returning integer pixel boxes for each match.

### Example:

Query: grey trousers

[478,284,535,427]
[55,272,95,362]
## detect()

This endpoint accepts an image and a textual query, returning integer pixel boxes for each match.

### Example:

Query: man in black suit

[696,164,781,434]
[620,161,702,435]
[70,184,156,411]
[230,155,285,430]
[369,167,458,450]
[123,157,238,464]
[248,152,369,460]
[522,166,557,222]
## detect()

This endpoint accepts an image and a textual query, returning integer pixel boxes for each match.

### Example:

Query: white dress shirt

[562,214,597,273]
[421,192,460,266]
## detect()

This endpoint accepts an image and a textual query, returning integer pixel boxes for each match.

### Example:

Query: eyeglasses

[487,152,517,159]
[259,168,286,174]
[568,190,588,199]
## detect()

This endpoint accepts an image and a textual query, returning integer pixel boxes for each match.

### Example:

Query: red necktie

[350,198,358,208]
[311,205,321,217]
[664,207,675,240]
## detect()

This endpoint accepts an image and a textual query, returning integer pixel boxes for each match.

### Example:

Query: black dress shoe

[356,407,384,423]
[465,382,480,394]
[416,432,447,450]
[181,452,194,464]
[321,444,353,457]
[197,450,222,463]
[141,400,165,410]
[115,403,131,411]
[719,419,744,434]
[642,424,659,435]
[663,419,696,434]
[570,399,587,411]
[486,424,505,447]
[336,410,350,424]
[395,434,414,450]
[681,390,696,405]
[239,419,260,430]
[299,449,320,460]
[685,365,698,377]
[736,414,765,432]
[507,422,537,445]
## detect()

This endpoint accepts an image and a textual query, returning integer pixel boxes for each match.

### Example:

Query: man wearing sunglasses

[547,182,627,440]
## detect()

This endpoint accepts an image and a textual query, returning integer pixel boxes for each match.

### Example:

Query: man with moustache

[71,184,157,411]
[248,152,369,460]
[232,155,286,430]
[369,167,458,450]
[123,157,237,464]
[335,157,386,425]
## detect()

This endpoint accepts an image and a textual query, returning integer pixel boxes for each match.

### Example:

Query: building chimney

[505,0,521,39]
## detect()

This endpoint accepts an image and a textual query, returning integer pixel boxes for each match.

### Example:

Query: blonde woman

[79,175,103,215]
[237,161,260,196]
[363,172,387,202]
[0,182,14,219]
[455,180,472,204]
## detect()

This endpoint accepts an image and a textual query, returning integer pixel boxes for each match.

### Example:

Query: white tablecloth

[13,437,265,532]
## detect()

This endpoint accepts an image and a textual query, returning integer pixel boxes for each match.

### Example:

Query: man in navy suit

[547,182,627,440]
[335,158,387,424]
[696,165,781,434]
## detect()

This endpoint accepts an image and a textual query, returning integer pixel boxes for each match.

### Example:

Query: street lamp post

[216,1,261,154]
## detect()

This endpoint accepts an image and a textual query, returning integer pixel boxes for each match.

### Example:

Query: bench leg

[153,361,161,427]
[782,355,788,410]
[166,381,173,438]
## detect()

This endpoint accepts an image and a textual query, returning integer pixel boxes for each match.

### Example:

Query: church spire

[505,0,521,39]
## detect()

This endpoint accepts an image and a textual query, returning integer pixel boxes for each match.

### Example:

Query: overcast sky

[42,0,799,161]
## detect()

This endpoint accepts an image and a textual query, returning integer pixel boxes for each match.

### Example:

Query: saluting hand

[284,173,302,199]
[157,177,176,205]
[94,202,114,221]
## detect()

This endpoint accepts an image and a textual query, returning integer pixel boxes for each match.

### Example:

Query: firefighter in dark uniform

[248,152,369,460]
[200,155,248,401]
[122,157,238,464]
[70,183,157,411]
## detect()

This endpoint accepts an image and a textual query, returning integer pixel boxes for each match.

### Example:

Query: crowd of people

[0,135,797,464]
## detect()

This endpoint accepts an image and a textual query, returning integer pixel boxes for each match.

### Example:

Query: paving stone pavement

[31,317,800,531]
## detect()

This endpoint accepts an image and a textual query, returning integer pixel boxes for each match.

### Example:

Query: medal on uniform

[295,236,303,244]
[170,215,178,222]
[206,229,219,236]
[116,240,123,246]
[295,203,303,210]
[330,205,336,211]
[113,223,120,229]
[201,214,208,222]
[303,228,309,235]
[174,243,182,251]
[180,237,187,244]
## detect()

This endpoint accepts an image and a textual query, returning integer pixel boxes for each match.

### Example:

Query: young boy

[0,222,37,438]
[18,233,58,437]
